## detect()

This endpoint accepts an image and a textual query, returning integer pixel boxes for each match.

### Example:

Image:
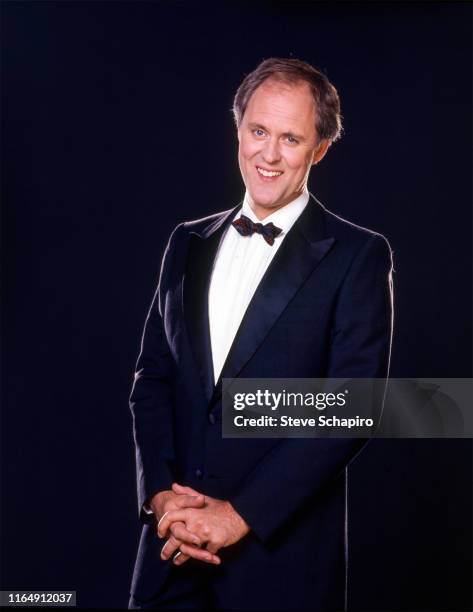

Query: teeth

[257,167,282,178]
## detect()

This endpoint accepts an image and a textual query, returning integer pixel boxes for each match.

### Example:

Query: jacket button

[208,413,216,425]
[195,469,203,479]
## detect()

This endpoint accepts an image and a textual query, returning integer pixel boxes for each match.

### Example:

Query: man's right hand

[147,490,220,565]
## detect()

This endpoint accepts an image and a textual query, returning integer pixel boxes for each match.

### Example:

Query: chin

[250,188,283,208]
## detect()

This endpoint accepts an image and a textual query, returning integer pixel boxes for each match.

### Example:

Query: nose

[262,137,281,164]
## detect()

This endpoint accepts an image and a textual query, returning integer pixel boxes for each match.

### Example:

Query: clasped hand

[149,483,249,567]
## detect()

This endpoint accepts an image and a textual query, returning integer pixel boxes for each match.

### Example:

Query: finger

[172,551,190,566]
[174,494,205,509]
[206,541,221,555]
[157,509,188,539]
[170,521,201,546]
[172,482,201,497]
[160,535,182,561]
[178,543,221,565]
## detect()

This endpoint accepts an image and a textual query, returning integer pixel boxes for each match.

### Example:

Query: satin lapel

[183,207,240,404]
[216,197,335,390]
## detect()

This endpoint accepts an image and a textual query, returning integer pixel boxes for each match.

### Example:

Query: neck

[249,202,287,221]
[247,189,306,221]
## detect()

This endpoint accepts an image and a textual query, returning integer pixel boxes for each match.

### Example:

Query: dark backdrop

[2,2,472,610]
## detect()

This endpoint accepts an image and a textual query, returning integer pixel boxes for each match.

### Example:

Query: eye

[285,135,299,145]
[253,128,266,138]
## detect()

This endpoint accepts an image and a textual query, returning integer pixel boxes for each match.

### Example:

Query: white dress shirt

[208,188,310,383]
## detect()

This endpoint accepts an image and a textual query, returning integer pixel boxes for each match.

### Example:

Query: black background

[2,2,472,610]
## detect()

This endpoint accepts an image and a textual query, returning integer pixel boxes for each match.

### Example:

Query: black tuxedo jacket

[129,194,393,610]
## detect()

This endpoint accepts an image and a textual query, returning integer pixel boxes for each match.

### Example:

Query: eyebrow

[248,122,306,142]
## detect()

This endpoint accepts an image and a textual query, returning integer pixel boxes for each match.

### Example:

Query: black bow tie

[232,214,283,246]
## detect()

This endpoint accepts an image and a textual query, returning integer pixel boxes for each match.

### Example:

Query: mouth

[256,165,284,181]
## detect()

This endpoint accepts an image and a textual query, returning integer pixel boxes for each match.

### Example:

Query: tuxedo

[129,193,393,610]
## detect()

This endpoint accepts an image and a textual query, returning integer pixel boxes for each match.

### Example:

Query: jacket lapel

[183,206,240,404]
[216,196,335,390]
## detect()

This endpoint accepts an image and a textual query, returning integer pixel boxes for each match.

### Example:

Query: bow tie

[232,214,283,246]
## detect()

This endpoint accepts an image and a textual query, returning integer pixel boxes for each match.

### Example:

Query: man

[129,58,393,610]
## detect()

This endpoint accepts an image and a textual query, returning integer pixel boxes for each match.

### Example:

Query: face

[237,79,330,219]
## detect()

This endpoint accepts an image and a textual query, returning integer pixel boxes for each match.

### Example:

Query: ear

[311,139,331,165]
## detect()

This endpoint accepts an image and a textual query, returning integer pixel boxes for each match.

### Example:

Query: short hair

[233,57,342,143]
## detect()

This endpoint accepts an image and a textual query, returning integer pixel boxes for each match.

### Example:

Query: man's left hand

[158,483,250,566]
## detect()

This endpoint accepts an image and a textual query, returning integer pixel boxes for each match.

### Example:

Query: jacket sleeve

[129,223,183,523]
[229,233,394,542]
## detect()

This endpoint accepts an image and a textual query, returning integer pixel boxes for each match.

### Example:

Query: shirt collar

[239,188,310,236]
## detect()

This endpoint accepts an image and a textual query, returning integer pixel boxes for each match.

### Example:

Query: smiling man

[129,58,393,610]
